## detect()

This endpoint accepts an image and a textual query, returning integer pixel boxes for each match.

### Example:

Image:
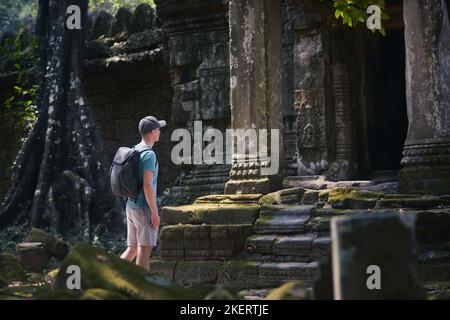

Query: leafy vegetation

[89,0,156,13]
[325,0,389,35]
[0,28,39,133]
[0,0,37,35]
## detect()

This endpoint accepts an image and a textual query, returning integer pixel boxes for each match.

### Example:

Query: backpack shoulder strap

[138,148,152,154]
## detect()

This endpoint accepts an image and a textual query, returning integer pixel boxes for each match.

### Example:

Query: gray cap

[139,116,167,136]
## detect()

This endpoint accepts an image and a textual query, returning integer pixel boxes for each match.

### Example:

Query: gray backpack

[110,146,152,198]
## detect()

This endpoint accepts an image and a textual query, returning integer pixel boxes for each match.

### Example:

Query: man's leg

[122,206,138,262]
[121,246,137,262]
[136,245,152,271]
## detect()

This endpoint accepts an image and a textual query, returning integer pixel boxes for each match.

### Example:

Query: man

[120,116,165,271]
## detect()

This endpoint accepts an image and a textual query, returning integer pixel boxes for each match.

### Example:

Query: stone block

[376,195,449,210]
[111,7,133,36]
[26,228,69,260]
[16,242,51,272]
[210,225,231,250]
[0,253,27,284]
[273,235,313,257]
[331,213,426,299]
[258,262,320,281]
[131,3,154,33]
[55,243,202,299]
[174,261,222,285]
[159,250,185,260]
[302,190,320,204]
[184,225,211,251]
[246,235,277,255]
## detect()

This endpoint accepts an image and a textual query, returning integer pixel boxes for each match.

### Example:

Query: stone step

[16,242,51,272]
[254,205,313,235]
[310,236,332,261]
[170,182,226,193]
[245,234,331,262]
[418,262,450,283]
[159,224,254,260]
[254,216,309,234]
[161,194,262,225]
[273,235,314,257]
[194,194,263,206]
[150,259,321,289]
[179,176,229,186]
[257,262,320,284]
[259,204,314,219]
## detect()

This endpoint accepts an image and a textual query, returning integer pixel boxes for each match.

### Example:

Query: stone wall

[155,0,232,203]
[84,4,176,194]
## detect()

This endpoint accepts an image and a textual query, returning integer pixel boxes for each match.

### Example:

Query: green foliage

[0,28,39,132]
[325,0,389,35]
[0,0,37,34]
[89,0,156,13]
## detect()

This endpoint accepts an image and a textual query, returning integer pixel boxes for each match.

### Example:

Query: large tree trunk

[0,0,122,239]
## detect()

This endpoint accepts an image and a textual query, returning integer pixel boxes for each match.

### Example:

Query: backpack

[110,146,152,199]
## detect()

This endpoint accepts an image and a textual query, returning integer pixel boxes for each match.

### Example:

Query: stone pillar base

[224,158,283,194]
[398,141,450,194]
[225,178,272,195]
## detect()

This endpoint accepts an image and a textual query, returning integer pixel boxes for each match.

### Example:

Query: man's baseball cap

[139,116,167,136]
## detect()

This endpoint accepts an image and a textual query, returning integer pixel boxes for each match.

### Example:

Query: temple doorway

[361,2,408,179]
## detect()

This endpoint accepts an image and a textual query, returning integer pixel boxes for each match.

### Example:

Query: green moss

[195,194,263,205]
[258,194,278,205]
[0,286,36,300]
[1,283,54,300]
[327,187,384,202]
[56,243,204,300]
[0,253,28,283]
[162,203,260,225]
[36,288,84,300]
[80,288,129,300]
[318,189,331,202]
[26,228,69,260]
[265,281,311,300]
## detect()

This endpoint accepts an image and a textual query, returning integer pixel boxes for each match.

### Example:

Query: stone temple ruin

[0,0,449,297]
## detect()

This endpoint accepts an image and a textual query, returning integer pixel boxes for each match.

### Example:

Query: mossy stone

[26,228,69,260]
[204,286,235,300]
[0,253,28,283]
[55,243,204,299]
[265,281,311,300]
[327,188,384,209]
[80,288,129,300]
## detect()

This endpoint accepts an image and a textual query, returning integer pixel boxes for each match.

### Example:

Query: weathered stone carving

[111,7,133,36]
[156,0,231,202]
[290,0,331,176]
[131,3,154,33]
[91,10,113,39]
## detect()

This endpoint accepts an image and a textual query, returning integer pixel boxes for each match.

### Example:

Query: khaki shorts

[126,206,158,247]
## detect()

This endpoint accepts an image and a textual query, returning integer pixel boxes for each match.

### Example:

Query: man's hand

[150,212,160,230]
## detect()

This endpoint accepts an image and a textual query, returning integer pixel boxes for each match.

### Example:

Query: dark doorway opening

[364,27,408,176]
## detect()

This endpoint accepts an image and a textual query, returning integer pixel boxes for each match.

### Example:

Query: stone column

[399,0,450,194]
[290,0,332,176]
[225,0,285,194]
[327,26,357,181]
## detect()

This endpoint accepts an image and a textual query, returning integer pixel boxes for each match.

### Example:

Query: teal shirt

[126,144,158,208]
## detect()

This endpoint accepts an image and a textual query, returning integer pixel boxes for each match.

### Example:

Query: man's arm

[143,170,160,229]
